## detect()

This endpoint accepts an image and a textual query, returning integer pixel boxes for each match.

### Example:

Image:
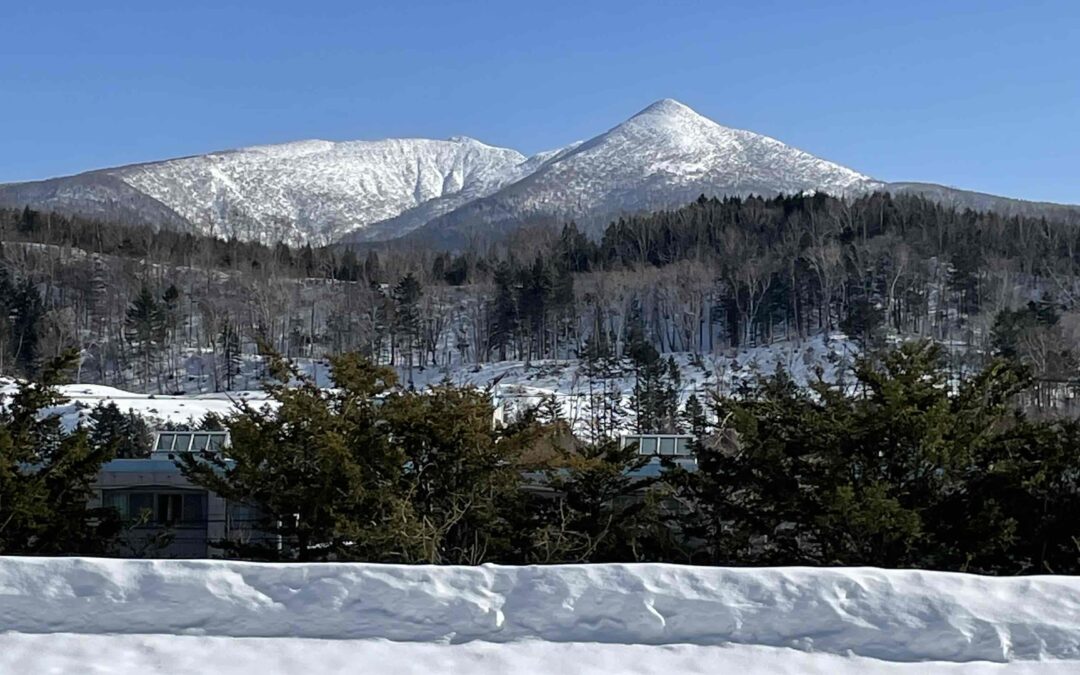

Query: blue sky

[2,0,1077,202]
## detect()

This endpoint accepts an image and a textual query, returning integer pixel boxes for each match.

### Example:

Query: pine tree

[17,205,38,234]
[580,329,627,443]
[681,393,707,436]
[0,264,14,375]
[125,286,166,388]
[8,277,44,377]
[393,273,423,383]
[519,257,553,360]
[443,255,469,286]
[488,262,518,361]
[219,322,242,390]
[555,222,594,273]
[198,411,227,431]
[383,382,525,564]
[161,284,182,384]
[626,305,680,433]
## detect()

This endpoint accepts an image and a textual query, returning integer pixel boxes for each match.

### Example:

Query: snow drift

[2,557,1080,666]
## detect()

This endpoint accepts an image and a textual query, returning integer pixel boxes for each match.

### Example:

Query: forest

[2,191,1080,416]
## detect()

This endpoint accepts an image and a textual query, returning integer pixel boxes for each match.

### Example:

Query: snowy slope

[402,99,885,244]
[2,557,1079,673]
[353,140,585,242]
[112,137,530,245]
[0,100,887,246]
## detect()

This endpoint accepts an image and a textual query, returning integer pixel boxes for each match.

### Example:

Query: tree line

[3,342,1080,575]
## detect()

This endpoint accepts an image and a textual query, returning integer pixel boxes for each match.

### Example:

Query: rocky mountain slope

[3,99,1078,246]
[0,137,533,246]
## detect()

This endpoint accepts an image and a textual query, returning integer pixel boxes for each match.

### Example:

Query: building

[90,430,263,558]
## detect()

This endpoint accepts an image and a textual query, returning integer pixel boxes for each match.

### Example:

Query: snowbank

[2,557,1080,667]
[6,633,1074,675]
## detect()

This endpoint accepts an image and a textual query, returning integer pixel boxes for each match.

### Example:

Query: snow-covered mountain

[399,99,885,245]
[118,137,532,245]
[3,98,1078,246]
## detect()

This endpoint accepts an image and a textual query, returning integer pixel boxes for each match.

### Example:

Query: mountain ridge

[3,99,1078,246]
[397,98,884,245]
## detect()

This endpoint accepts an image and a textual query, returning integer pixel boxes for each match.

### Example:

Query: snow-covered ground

[2,334,857,434]
[0,380,274,432]
[2,557,1079,673]
[412,333,857,430]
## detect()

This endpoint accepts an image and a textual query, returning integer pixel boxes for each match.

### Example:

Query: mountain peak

[631,98,702,120]
[0,100,892,248]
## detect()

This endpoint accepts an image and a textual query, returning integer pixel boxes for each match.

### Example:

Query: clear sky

[2,0,1077,203]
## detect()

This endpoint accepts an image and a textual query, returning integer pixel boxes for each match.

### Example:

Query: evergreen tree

[525,439,666,563]
[555,222,594,273]
[681,393,707,436]
[17,206,38,234]
[181,352,418,561]
[519,257,554,359]
[8,277,44,376]
[580,329,627,442]
[0,351,120,554]
[393,273,423,382]
[488,262,518,361]
[198,411,227,431]
[0,265,15,374]
[840,298,885,348]
[383,382,526,564]
[88,402,153,459]
[626,305,680,433]
[672,341,1054,570]
[443,255,469,286]
[947,247,983,315]
[124,286,166,388]
[219,322,242,390]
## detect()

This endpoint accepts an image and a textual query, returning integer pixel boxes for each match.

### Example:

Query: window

[658,438,676,456]
[154,430,228,454]
[128,493,155,521]
[623,435,694,457]
[183,493,206,522]
[157,494,183,524]
[102,491,206,526]
[103,491,128,518]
